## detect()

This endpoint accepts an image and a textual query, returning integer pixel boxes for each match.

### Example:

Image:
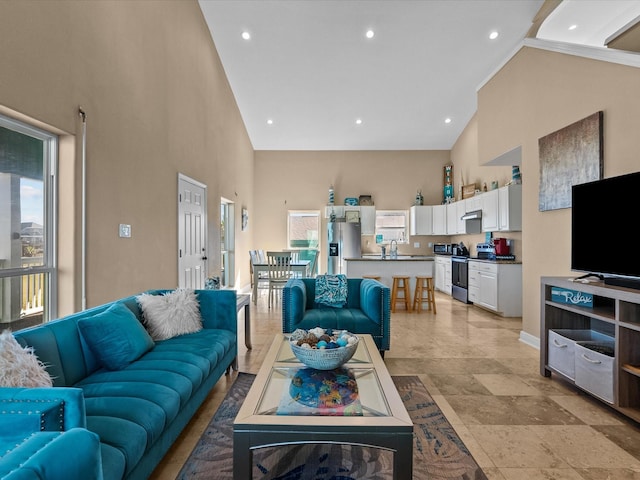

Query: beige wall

[253,150,452,274]
[476,47,640,340]
[4,1,639,340]
[449,114,521,258]
[0,1,254,311]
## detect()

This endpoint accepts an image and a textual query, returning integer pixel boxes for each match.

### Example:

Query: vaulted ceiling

[198,0,640,151]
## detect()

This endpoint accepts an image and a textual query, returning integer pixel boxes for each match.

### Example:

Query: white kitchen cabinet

[435,255,452,295]
[446,203,457,234]
[465,195,481,213]
[469,260,521,316]
[455,199,467,234]
[481,189,499,232]
[498,184,522,231]
[325,205,375,235]
[445,199,467,235]
[432,204,447,235]
[360,206,376,235]
[410,205,433,236]
[468,262,479,303]
[478,264,498,311]
[325,205,345,219]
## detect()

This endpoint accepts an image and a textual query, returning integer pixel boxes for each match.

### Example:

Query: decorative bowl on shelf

[289,328,359,370]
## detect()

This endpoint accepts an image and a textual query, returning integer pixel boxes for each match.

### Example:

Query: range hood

[461,210,482,221]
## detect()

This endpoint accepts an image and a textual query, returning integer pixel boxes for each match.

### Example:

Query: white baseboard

[519,330,540,350]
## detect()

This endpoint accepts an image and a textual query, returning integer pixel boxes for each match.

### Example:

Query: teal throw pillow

[78,302,155,371]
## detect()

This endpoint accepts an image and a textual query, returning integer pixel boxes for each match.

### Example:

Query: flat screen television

[571,171,640,289]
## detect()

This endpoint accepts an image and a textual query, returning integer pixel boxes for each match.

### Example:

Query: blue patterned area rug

[177,372,487,480]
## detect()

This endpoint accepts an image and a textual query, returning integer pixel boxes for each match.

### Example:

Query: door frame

[220,197,235,288]
[177,173,208,288]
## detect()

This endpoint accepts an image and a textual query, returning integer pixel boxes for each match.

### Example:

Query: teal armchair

[0,387,103,480]
[282,278,391,354]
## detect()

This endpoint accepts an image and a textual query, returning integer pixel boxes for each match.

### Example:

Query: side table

[236,293,251,350]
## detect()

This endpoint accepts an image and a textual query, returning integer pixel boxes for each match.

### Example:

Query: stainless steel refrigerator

[327,220,361,275]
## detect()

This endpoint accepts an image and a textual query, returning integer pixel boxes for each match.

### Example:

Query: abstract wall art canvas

[538,111,603,211]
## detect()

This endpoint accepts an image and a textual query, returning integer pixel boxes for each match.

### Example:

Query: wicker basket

[290,336,359,370]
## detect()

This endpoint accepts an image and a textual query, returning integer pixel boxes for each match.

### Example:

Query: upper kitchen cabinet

[432,204,447,235]
[457,199,468,233]
[325,205,345,218]
[410,205,433,236]
[325,205,376,235]
[360,206,376,235]
[450,199,468,234]
[498,184,522,231]
[466,195,481,213]
[481,189,499,232]
[481,184,522,232]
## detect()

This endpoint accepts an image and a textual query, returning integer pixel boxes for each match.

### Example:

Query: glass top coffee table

[233,333,413,479]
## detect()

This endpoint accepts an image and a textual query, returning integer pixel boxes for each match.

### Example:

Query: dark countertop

[469,257,522,265]
[345,256,435,261]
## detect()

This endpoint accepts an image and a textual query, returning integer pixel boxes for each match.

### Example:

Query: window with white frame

[375,210,408,244]
[0,114,57,330]
[287,210,320,249]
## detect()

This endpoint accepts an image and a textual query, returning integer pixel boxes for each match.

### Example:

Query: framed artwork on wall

[538,111,603,211]
[241,207,248,231]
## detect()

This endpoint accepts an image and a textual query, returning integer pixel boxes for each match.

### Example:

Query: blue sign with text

[551,287,593,308]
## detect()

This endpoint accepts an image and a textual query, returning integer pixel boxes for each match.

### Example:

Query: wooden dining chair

[249,250,269,293]
[266,251,293,308]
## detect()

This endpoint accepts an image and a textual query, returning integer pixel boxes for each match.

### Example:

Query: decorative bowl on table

[288,327,359,370]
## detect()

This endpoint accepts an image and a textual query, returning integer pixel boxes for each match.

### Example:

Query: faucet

[390,240,398,259]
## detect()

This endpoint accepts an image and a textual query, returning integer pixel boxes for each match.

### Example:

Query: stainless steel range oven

[451,256,471,304]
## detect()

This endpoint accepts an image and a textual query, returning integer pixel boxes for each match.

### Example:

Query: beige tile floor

[151,290,640,480]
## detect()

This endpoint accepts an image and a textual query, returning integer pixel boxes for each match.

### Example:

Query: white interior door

[178,174,207,289]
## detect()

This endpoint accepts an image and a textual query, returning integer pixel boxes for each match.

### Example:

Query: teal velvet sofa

[0,289,237,480]
[282,278,390,354]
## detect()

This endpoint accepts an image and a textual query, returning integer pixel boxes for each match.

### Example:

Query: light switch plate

[414,242,420,248]
[119,224,131,238]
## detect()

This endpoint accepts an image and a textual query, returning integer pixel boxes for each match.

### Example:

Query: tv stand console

[541,277,640,423]
[604,276,640,291]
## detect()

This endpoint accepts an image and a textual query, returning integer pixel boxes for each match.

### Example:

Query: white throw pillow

[136,289,203,341]
[0,330,53,387]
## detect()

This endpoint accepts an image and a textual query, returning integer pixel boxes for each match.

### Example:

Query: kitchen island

[345,256,435,293]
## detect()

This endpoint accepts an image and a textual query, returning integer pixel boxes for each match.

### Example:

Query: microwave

[433,243,452,255]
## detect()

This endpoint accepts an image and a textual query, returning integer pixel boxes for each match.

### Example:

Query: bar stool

[413,276,436,313]
[362,275,382,281]
[391,275,411,312]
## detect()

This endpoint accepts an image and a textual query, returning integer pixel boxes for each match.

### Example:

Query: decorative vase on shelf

[512,166,522,184]
[328,185,334,205]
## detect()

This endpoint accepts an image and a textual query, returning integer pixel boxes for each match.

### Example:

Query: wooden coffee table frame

[233,334,413,479]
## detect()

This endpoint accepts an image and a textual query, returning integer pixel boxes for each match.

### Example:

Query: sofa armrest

[195,289,238,333]
[282,279,307,332]
[360,280,390,326]
[0,387,87,431]
[0,428,103,480]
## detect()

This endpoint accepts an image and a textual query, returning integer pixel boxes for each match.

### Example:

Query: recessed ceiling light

[445,118,452,124]
[266,119,273,125]
[241,31,251,40]
[489,31,499,40]
[568,24,578,31]
[366,29,374,39]
[355,118,363,125]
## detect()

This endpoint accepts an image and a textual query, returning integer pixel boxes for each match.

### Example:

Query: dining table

[251,259,310,304]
